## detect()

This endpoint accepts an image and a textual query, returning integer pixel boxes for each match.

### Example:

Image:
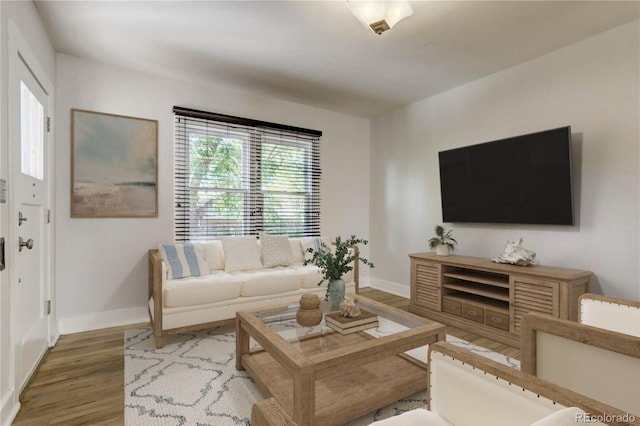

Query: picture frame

[71,109,158,218]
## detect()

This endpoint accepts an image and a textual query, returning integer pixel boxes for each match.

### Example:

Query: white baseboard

[58,306,149,335]
[49,330,60,348]
[1,391,20,426]
[359,276,371,288]
[367,277,410,299]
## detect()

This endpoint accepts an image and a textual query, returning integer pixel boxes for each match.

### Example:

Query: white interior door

[11,49,51,392]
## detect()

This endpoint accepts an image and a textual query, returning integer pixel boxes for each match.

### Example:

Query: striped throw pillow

[159,243,210,279]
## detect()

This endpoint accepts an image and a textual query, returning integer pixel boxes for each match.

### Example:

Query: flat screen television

[438,126,574,225]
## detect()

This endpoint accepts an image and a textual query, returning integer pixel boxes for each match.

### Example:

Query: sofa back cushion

[221,236,263,272]
[159,243,210,279]
[289,238,305,263]
[198,241,226,271]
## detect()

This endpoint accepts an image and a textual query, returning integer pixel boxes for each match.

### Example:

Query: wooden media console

[409,253,592,347]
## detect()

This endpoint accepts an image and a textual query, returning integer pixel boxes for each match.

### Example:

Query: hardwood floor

[12,288,519,425]
[12,325,132,426]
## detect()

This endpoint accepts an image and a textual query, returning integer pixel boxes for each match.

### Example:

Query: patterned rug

[125,325,519,425]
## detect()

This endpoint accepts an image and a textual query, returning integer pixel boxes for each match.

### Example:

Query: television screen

[438,126,574,225]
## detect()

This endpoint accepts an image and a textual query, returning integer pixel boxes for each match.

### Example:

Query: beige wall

[54,54,370,333]
[369,20,640,300]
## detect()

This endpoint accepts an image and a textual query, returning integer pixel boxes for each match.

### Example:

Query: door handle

[19,237,34,252]
[19,212,28,226]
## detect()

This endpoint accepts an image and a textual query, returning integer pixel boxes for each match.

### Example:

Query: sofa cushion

[163,271,241,308]
[260,233,293,268]
[289,238,305,263]
[198,241,225,270]
[221,236,263,272]
[233,267,301,297]
[159,243,209,279]
[369,409,453,425]
[289,264,325,289]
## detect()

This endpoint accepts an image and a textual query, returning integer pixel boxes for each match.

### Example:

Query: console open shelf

[442,282,510,302]
[442,270,510,288]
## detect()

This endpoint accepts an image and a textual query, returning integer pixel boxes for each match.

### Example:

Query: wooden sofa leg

[154,335,164,349]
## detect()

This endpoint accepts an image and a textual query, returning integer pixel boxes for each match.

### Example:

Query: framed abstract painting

[71,109,158,218]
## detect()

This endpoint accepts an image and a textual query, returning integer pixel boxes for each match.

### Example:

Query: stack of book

[325,309,378,334]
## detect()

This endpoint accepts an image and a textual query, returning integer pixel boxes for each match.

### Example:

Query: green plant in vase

[303,235,374,308]
[428,225,457,256]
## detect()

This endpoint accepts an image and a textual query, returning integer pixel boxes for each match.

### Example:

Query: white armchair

[521,294,640,418]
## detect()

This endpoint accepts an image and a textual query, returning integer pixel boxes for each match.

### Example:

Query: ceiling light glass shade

[346,0,414,35]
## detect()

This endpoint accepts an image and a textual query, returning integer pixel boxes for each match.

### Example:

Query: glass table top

[249,295,432,362]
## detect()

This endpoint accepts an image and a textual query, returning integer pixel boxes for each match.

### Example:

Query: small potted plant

[428,225,457,256]
[304,235,374,309]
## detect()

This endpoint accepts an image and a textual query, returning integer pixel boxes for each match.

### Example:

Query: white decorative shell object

[492,238,536,266]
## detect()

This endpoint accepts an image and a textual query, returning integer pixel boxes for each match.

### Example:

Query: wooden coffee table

[236,295,446,426]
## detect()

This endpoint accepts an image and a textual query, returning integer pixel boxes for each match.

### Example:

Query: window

[20,80,44,180]
[174,107,321,242]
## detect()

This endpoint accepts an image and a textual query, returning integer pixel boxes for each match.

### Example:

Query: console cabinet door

[510,276,559,334]
[411,260,441,311]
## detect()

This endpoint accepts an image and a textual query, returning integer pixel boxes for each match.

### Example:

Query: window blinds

[173,107,321,242]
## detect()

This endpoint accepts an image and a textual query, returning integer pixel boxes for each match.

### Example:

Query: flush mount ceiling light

[346,0,414,35]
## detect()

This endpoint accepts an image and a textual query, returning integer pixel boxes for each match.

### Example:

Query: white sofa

[252,341,626,425]
[148,235,359,348]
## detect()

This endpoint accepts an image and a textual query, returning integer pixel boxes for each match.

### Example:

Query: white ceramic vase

[436,245,450,256]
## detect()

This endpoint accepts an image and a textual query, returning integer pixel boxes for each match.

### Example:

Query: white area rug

[125,325,519,425]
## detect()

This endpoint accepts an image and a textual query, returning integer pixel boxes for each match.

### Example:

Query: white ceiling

[35,1,640,117]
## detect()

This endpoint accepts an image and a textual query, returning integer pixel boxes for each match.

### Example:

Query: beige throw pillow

[289,238,305,263]
[260,233,293,268]
[221,236,263,272]
[197,241,225,270]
